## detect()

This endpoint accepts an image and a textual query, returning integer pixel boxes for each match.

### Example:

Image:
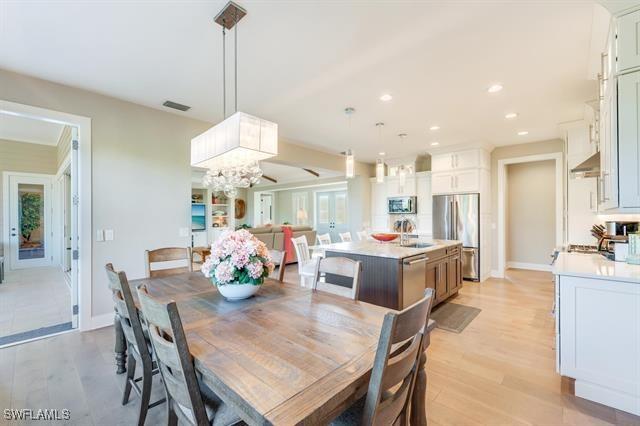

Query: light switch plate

[96,230,104,242]
[104,229,114,241]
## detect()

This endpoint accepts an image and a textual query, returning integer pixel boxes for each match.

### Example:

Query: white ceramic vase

[216,282,261,301]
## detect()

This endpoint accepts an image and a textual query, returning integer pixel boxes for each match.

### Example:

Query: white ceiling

[0,112,65,146]
[0,1,608,161]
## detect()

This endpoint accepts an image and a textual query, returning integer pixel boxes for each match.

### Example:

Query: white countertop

[322,239,460,259]
[553,252,640,284]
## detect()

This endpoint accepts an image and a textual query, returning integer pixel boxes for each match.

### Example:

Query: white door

[69,127,80,328]
[315,190,349,242]
[259,194,273,225]
[8,174,53,269]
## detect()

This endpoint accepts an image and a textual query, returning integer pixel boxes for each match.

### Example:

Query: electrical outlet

[96,230,104,242]
[104,229,114,241]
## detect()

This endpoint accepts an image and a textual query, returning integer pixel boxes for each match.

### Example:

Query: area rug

[430,302,481,333]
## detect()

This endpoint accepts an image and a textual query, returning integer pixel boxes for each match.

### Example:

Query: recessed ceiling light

[429,125,440,131]
[517,131,529,136]
[378,151,386,156]
[488,84,503,93]
[430,142,440,146]
[380,94,393,102]
[505,112,518,119]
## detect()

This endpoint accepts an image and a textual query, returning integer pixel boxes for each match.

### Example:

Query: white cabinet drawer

[431,170,479,194]
[431,149,483,172]
[617,10,640,72]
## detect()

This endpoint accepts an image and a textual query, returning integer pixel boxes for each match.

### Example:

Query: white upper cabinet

[618,71,640,208]
[431,149,488,172]
[617,10,640,72]
[386,176,416,197]
[599,79,619,211]
[431,169,480,194]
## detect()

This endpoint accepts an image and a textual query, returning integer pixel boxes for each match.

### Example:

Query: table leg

[114,309,127,374]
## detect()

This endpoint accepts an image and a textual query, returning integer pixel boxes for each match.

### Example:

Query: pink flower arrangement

[201,230,274,286]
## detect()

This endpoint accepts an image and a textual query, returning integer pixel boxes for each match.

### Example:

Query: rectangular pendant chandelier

[190,111,278,170]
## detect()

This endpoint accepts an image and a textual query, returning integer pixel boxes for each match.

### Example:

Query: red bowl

[371,233,399,242]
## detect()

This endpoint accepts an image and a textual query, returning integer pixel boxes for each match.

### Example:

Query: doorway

[0,108,83,346]
[315,189,348,242]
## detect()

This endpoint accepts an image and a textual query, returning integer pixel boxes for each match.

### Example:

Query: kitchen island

[324,239,462,310]
[553,252,640,416]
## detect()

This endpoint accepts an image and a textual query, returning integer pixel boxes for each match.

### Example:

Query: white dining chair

[313,257,362,300]
[317,233,332,245]
[291,235,318,288]
[338,232,353,242]
[356,230,369,241]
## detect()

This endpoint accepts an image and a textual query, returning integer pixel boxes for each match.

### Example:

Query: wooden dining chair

[105,264,164,426]
[312,256,362,300]
[144,247,193,278]
[291,235,318,288]
[268,249,287,282]
[317,233,332,245]
[339,232,353,242]
[136,285,242,426]
[331,288,436,426]
[357,231,369,241]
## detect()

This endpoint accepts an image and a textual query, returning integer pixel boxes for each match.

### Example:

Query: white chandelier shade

[376,159,385,183]
[345,149,355,179]
[190,111,278,170]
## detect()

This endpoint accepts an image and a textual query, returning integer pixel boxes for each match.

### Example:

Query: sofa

[248,225,316,264]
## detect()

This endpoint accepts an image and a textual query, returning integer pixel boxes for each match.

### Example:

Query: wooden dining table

[113,273,433,425]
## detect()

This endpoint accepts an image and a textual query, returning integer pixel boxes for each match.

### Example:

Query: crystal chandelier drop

[190,2,277,197]
[375,122,385,183]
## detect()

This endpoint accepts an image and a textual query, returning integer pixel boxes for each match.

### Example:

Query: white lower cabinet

[558,275,640,415]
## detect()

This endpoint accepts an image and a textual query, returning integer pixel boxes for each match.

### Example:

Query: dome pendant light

[398,134,408,193]
[375,122,385,183]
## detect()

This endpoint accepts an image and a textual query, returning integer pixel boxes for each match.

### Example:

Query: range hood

[570,151,600,178]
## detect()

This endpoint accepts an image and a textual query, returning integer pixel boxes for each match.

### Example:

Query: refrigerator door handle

[453,201,458,240]
[449,200,455,240]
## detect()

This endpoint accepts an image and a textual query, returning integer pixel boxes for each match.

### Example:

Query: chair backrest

[317,233,332,245]
[269,249,287,282]
[357,231,369,241]
[313,256,362,300]
[136,285,208,425]
[362,288,435,426]
[339,232,353,242]
[145,247,193,278]
[105,264,150,363]
[291,235,311,264]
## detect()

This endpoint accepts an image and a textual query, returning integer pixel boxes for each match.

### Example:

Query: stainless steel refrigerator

[432,193,480,281]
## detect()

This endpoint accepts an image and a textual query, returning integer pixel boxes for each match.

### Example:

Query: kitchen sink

[401,242,434,248]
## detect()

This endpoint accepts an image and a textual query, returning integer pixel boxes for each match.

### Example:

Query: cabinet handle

[455,154,458,168]
[450,155,454,168]
[589,191,594,210]
[601,172,609,202]
[601,52,609,82]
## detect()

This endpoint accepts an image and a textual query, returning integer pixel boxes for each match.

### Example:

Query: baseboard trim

[88,313,114,330]
[506,262,552,272]
[490,269,504,278]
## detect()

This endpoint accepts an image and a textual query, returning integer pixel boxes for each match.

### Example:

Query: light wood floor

[0,267,638,425]
[0,267,71,337]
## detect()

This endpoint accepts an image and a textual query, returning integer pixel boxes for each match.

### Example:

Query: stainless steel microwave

[387,196,417,214]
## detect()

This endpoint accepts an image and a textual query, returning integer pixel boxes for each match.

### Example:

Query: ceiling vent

[162,100,191,111]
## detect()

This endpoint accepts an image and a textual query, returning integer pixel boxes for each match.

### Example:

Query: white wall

[506,160,556,265]
[0,69,211,320]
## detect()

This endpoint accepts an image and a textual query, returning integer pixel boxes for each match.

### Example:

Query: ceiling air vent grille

[162,100,191,111]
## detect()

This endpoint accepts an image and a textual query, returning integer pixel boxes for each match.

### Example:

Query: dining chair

[312,256,362,300]
[144,247,193,278]
[317,233,332,245]
[136,285,242,426]
[331,288,436,426]
[339,232,353,242]
[291,235,318,288]
[357,231,369,241]
[105,264,164,426]
[268,249,287,282]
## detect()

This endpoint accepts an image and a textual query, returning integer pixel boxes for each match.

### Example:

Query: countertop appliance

[604,221,639,236]
[432,193,480,281]
[387,196,417,214]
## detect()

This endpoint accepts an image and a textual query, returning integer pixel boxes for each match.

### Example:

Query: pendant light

[375,122,385,183]
[191,2,277,197]
[344,107,355,179]
[398,134,407,192]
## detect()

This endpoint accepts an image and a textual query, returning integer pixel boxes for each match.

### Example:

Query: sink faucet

[399,215,407,246]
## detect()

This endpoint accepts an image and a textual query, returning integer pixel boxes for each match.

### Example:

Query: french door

[315,190,349,243]
[8,174,53,269]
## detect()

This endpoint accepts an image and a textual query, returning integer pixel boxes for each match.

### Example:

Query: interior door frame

[0,100,93,331]
[496,152,564,278]
[4,172,54,269]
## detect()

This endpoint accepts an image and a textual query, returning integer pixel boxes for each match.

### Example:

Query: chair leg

[167,399,178,426]
[122,355,137,405]
[137,361,153,426]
